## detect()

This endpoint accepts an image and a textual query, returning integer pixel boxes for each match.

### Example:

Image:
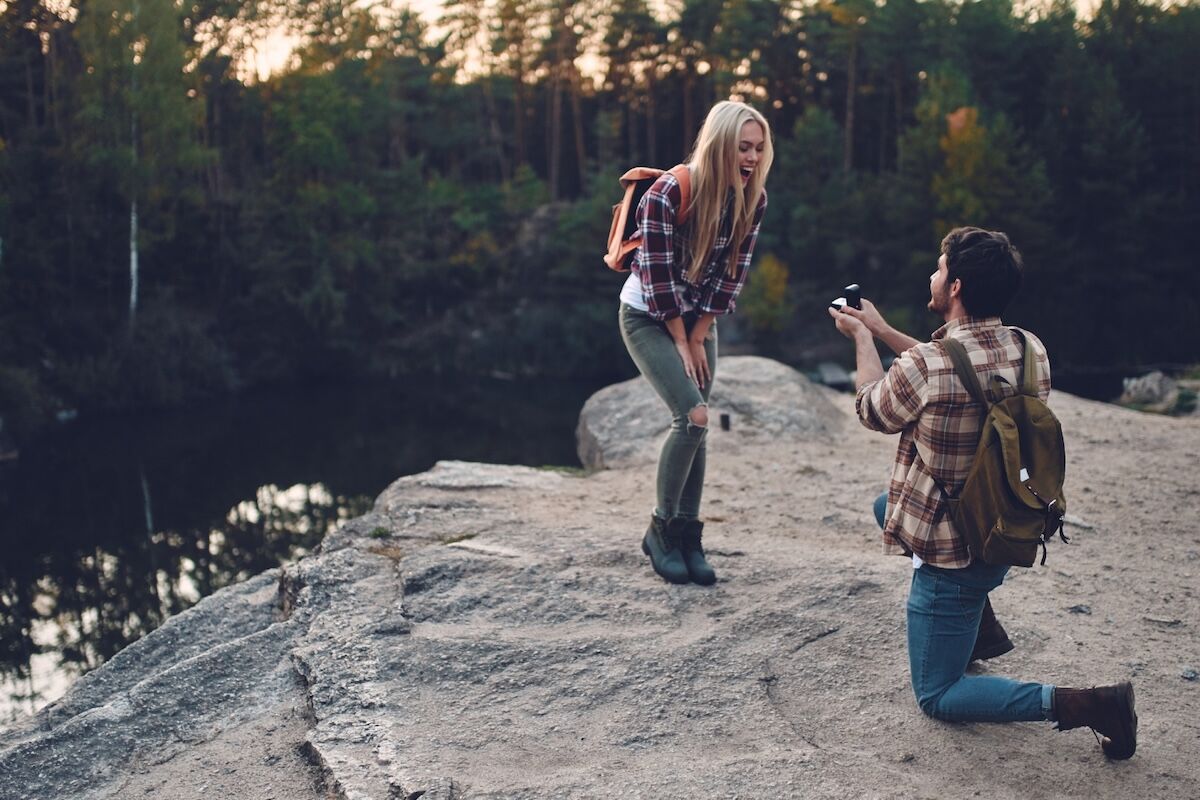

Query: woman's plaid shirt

[856,317,1052,568]
[631,170,767,321]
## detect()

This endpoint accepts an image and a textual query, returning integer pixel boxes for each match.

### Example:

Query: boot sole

[1101,681,1137,760]
[641,538,690,584]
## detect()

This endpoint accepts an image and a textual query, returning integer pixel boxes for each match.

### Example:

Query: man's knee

[915,691,941,719]
[688,404,708,429]
[873,491,888,530]
[913,682,958,721]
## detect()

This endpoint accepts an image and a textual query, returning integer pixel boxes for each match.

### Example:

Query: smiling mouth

[740,167,753,179]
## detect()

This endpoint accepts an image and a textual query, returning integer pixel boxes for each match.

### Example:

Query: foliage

[0,0,1198,423]
[739,253,792,335]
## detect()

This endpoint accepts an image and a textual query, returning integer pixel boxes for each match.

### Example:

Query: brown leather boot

[1053,682,1137,760]
[970,596,1015,662]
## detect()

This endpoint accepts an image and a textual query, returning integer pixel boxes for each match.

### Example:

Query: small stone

[1182,668,1198,681]
[899,753,915,763]
[1067,604,1091,615]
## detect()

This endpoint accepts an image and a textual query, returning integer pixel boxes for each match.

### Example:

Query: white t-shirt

[619,269,692,313]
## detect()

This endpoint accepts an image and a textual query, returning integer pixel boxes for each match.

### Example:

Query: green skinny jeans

[619,303,717,520]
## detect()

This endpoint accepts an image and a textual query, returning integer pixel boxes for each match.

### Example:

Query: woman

[618,100,773,585]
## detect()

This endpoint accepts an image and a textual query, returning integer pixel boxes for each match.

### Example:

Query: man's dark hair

[940,227,1023,317]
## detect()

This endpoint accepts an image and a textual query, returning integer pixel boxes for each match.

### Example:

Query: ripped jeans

[619,303,717,520]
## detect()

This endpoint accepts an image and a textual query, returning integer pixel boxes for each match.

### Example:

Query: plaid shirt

[631,170,767,321]
[856,317,1052,568]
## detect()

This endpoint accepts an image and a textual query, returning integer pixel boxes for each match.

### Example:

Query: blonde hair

[683,101,773,281]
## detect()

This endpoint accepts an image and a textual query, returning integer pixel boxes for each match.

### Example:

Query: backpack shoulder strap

[1009,327,1039,397]
[941,336,989,407]
[668,164,691,226]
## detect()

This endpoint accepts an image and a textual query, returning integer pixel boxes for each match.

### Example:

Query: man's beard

[928,284,951,316]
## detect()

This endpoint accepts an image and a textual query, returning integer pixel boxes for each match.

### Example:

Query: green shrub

[1174,387,1197,415]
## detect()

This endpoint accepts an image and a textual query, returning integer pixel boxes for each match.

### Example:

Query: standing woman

[618,100,773,585]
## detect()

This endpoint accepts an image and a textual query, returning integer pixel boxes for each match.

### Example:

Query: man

[829,227,1136,758]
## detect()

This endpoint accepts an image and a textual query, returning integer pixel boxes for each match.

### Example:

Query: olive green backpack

[939,330,1069,567]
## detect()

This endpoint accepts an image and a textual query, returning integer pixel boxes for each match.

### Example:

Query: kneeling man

[830,227,1136,758]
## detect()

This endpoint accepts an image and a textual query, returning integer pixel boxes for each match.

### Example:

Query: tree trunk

[843,32,857,172]
[683,70,695,151]
[129,197,139,334]
[483,79,510,180]
[893,72,905,170]
[570,65,586,189]
[626,80,637,161]
[549,69,563,199]
[513,55,527,166]
[645,67,656,165]
[129,95,139,334]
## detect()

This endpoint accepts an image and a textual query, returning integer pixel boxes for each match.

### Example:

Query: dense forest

[1,0,1198,440]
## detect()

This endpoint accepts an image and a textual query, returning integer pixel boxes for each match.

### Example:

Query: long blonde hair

[683,101,773,281]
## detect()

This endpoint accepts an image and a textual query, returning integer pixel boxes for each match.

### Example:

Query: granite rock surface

[2,358,1198,800]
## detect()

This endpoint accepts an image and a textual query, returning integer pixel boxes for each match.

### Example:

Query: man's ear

[949,278,962,298]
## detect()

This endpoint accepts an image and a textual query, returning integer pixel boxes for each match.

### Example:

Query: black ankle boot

[1054,682,1137,760]
[677,518,716,585]
[970,596,1015,661]
[641,515,689,584]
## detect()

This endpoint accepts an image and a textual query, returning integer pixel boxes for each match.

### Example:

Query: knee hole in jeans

[688,404,708,429]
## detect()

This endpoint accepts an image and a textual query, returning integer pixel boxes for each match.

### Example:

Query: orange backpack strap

[604,168,654,270]
[603,165,690,271]
[668,164,691,225]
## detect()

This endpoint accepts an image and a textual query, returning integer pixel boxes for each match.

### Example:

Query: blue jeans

[874,492,1054,722]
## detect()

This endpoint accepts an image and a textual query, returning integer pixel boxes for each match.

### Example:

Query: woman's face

[736,121,766,185]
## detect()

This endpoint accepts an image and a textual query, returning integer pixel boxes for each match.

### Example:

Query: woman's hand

[674,339,701,386]
[688,338,710,388]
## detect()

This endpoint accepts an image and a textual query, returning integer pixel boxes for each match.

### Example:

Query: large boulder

[1120,370,1177,407]
[576,355,844,470]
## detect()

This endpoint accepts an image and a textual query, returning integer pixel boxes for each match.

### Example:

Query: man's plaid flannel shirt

[630,170,767,321]
[856,317,1052,568]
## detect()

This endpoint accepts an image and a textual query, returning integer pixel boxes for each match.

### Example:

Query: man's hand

[829,306,885,388]
[834,298,920,356]
[838,298,886,337]
[829,305,868,340]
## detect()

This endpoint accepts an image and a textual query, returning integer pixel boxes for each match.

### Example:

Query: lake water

[0,374,600,723]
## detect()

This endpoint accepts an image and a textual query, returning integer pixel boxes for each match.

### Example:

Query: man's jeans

[874,492,1054,722]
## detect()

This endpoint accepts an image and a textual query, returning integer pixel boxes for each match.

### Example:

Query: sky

[244,0,1135,81]
[250,0,446,79]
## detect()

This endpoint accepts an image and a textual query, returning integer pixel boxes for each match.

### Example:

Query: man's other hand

[839,298,886,337]
[829,305,867,339]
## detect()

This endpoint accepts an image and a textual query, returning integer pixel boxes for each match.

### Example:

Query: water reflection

[0,374,596,723]
[0,480,370,721]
